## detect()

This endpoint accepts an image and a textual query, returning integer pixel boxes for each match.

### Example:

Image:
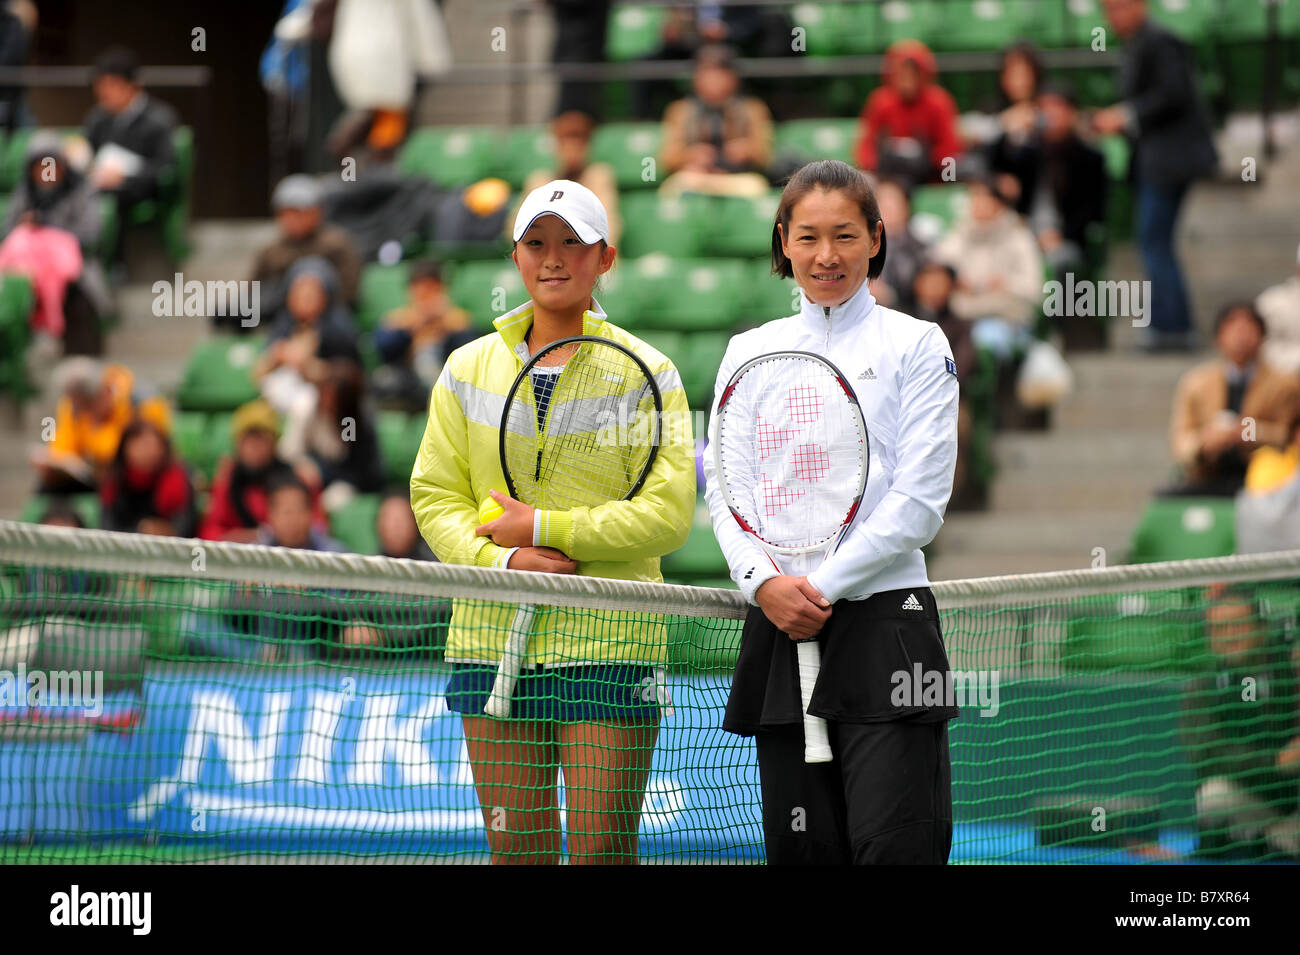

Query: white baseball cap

[511,179,610,245]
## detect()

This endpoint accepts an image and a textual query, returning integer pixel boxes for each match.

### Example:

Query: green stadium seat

[1129,497,1236,564]
[0,273,34,405]
[498,126,557,189]
[910,184,969,243]
[745,259,801,325]
[329,493,381,555]
[19,493,101,528]
[446,260,528,330]
[177,336,263,412]
[592,261,650,327]
[632,256,748,331]
[1217,0,1273,40]
[662,501,730,580]
[703,192,781,259]
[606,4,667,61]
[773,118,858,166]
[377,411,420,485]
[1062,589,1209,674]
[617,192,712,258]
[876,0,942,46]
[675,330,729,408]
[398,126,502,188]
[357,262,410,334]
[790,2,854,56]
[1147,0,1217,41]
[590,122,663,189]
[172,411,214,478]
[928,1,1044,52]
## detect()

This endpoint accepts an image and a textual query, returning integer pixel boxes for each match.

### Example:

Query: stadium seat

[590,122,663,189]
[1216,0,1273,40]
[1128,497,1236,564]
[329,493,381,555]
[910,184,969,244]
[789,2,854,56]
[606,4,667,61]
[1146,0,1217,42]
[1063,589,1209,674]
[377,411,420,485]
[498,126,557,189]
[617,192,712,259]
[19,493,100,528]
[177,336,263,412]
[592,260,649,327]
[398,126,502,188]
[357,262,410,334]
[676,330,729,408]
[661,501,731,580]
[703,192,781,259]
[632,255,748,331]
[773,118,858,167]
[446,260,528,330]
[745,259,801,325]
[875,0,942,47]
[172,411,215,479]
[928,1,1044,52]
[0,273,35,406]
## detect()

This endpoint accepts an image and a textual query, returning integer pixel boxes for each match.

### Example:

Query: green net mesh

[2,520,1298,864]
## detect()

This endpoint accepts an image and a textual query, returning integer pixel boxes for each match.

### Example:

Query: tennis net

[1,519,1298,864]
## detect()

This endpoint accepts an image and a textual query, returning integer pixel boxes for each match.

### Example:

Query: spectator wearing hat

[198,398,325,543]
[1255,242,1300,376]
[520,110,621,246]
[932,175,1044,360]
[855,39,963,188]
[80,46,178,269]
[30,358,171,493]
[242,173,362,331]
[1169,303,1300,497]
[659,43,773,198]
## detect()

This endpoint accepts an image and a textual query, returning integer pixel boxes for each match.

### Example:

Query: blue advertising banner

[2,666,764,860]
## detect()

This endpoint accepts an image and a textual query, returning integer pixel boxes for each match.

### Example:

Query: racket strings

[504,341,659,510]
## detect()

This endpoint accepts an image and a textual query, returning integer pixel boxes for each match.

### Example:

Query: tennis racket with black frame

[484,335,663,718]
[711,351,869,762]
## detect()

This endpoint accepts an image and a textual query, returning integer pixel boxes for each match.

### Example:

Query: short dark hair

[771,160,887,281]
[408,259,445,285]
[1038,81,1079,108]
[695,43,736,71]
[266,473,311,506]
[998,40,1044,97]
[93,47,139,83]
[1213,301,1266,338]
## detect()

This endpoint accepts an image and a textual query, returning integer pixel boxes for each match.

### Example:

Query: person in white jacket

[704,159,961,865]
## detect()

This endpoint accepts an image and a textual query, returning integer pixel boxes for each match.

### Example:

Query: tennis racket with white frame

[711,351,869,762]
[484,335,663,719]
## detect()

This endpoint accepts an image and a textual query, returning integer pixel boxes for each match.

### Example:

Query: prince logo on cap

[512,179,611,246]
[550,191,564,201]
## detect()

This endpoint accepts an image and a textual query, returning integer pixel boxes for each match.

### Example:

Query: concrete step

[934,510,1135,562]
[926,551,1101,582]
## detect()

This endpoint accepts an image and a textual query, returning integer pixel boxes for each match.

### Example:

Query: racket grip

[485,605,535,719]
[796,639,833,763]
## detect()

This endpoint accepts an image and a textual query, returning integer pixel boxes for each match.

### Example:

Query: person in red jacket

[99,417,196,537]
[198,398,325,543]
[854,39,963,187]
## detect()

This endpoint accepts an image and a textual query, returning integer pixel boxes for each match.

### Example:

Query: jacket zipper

[823,305,832,350]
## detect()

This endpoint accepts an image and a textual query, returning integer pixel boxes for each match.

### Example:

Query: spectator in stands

[933,174,1043,361]
[30,358,171,494]
[198,398,325,543]
[854,39,962,188]
[376,488,435,561]
[1255,242,1300,375]
[259,473,343,552]
[1028,84,1108,280]
[1236,412,1300,554]
[81,46,178,272]
[1181,588,1299,859]
[658,44,772,198]
[871,177,926,313]
[914,259,977,507]
[984,41,1045,216]
[1094,0,1218,353]
[549,0,612,120]
[520,111,622,246]
[99,417,196,538]
[245,174,362,328]
[372,259,476,412]
[1169,303,1300,497]
[282,358,385,512]
[0,131,111,357]
[0,2,36,132]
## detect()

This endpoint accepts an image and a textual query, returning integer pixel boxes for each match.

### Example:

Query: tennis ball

[479,497,506,524]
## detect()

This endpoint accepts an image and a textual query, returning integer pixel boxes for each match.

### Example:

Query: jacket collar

[494,296,608,361]
[797,278,877,335]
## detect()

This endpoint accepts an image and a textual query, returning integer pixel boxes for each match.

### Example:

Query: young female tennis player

[410,180,695,864]
[703,159,961,864]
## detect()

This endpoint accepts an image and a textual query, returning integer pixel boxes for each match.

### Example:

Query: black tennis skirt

[722,586,960,735]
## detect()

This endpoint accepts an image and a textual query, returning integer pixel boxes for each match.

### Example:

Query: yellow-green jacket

[410,297,696,665]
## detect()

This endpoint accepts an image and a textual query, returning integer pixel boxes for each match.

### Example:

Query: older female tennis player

[704,159,961,864]
[410,180,695,864]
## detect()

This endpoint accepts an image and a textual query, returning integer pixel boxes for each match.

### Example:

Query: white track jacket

[704,278,960,605]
